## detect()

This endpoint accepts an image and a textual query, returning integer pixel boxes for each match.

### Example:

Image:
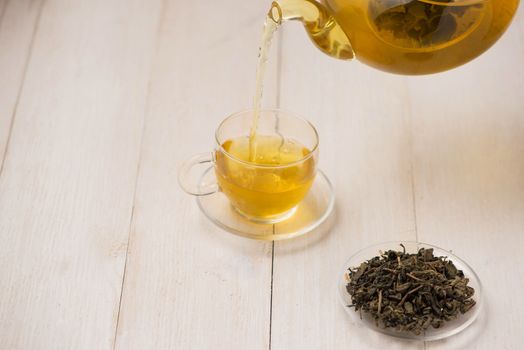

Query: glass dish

[338,241,483,341]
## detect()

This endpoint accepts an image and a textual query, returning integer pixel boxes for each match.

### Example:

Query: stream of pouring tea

[249,10,281,162]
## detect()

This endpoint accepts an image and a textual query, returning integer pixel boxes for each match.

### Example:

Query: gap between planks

[111,1,168,349]
[268,28,284,350]
[0,0,45,181]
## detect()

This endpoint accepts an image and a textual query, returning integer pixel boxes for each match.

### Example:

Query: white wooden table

[1,0,523,349]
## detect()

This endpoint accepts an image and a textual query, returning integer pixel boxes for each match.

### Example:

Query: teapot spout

[270,0,354,60]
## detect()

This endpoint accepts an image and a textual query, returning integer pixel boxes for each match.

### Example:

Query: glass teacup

[179,109,319,224]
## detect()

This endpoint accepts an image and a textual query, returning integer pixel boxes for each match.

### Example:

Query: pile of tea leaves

[345,245,476,335]
[371,0,483,47]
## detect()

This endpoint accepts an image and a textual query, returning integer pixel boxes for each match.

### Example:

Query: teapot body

[274,0,520,74]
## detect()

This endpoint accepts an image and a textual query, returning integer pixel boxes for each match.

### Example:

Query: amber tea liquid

[215,135,316,221]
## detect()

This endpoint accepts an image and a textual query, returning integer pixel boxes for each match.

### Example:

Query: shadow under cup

[214,110,319,224]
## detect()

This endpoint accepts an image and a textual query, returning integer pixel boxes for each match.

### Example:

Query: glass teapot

[269,0,519,74]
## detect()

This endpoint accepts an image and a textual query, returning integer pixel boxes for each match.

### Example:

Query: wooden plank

[409,8,524,350]
[114,1,277,349]
[269,24,422,349]
[0,0,43,168]
[0,0,162,349]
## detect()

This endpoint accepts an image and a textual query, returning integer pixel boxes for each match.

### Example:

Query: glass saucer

[196,167,335,241]
[338,241,483,341]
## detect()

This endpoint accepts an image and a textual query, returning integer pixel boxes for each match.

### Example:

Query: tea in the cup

[215,134,316,221]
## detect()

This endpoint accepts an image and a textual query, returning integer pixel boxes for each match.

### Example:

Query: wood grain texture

[0,0,161,349]
[113,1,278,349]
[409,8,524,350]
[0,0,522,349]
[0,0,43,168]
[270,24,422,350]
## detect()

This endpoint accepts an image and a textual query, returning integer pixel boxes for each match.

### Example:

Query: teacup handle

[178,152,219,196]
